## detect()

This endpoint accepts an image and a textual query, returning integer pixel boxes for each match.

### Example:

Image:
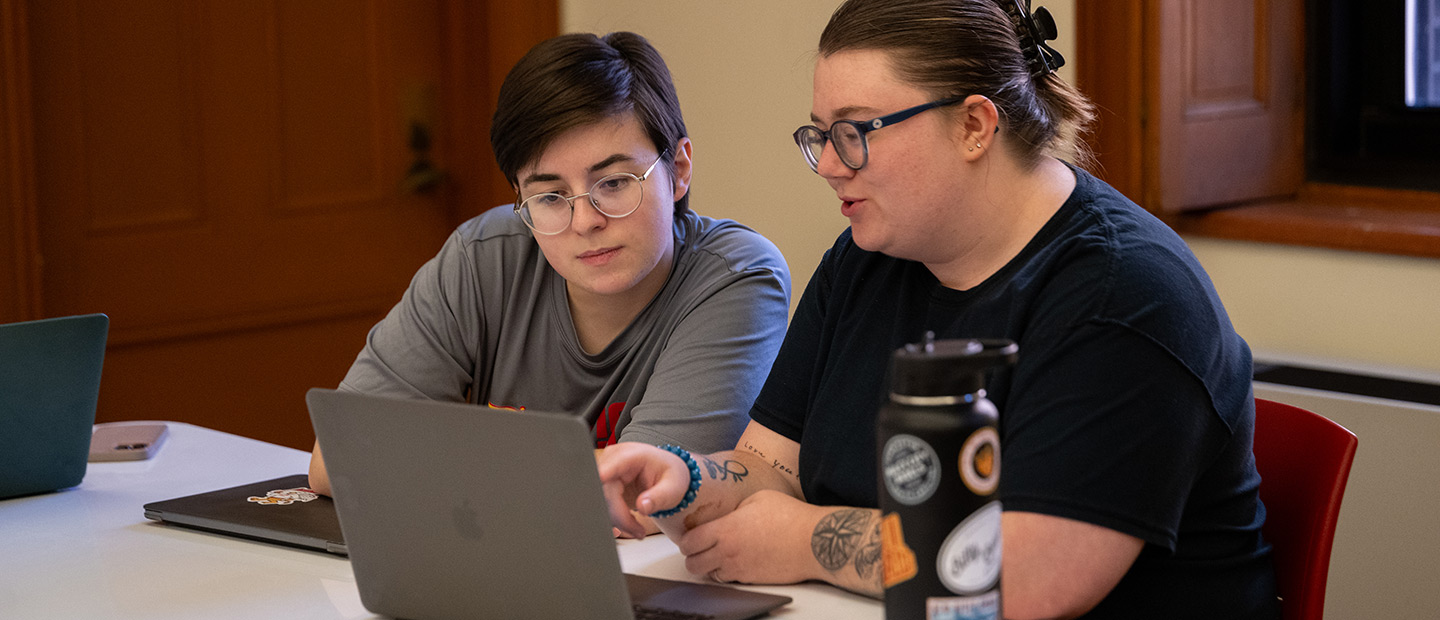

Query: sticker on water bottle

[880,512,918,587]
[926,592,1000,620]
[936,501,1003,595]
[958,427,1000,496]
[882,434,941,505]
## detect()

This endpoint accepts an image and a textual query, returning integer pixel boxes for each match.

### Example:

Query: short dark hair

[819,0,1095,169]
[490,32,690,214]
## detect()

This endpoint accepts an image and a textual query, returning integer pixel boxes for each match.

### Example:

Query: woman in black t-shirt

[598,2,1279,618]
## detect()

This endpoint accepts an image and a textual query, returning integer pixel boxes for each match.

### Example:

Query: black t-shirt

[750,165,1279,619]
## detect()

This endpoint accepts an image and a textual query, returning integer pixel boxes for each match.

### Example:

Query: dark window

[1309,0,1440,192]
[1410,0,1440,107]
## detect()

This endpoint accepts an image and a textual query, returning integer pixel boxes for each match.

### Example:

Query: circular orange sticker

[958,427,1000,496]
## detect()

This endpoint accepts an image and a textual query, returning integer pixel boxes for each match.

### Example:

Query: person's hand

[613,510,662,539]
[597,442,690,539]
[675,489,826,586]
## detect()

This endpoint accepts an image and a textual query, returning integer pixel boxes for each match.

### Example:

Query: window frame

[1076,0,1440,260]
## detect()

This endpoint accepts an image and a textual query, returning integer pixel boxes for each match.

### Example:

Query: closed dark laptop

[306,388,792,620]
[143,474,347,555]
[0,314,108,500]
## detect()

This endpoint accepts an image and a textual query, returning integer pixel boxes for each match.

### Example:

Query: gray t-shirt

[340,207,791,453]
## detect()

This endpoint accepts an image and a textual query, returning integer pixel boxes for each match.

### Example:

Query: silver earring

[976,143,983,149]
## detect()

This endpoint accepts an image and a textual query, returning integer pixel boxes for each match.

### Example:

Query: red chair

[1252,398,1358,620]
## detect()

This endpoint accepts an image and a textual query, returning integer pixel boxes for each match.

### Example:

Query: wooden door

[13,0,555,449]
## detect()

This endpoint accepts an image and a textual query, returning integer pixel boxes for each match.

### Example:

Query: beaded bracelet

[650,444,702,518]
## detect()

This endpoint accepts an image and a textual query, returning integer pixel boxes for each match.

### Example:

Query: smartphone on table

[89,422,169,462]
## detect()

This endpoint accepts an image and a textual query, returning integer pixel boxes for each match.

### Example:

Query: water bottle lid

[889,332,1019,397]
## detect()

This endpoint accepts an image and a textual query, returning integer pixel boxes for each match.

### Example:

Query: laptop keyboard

[631,604,715,620]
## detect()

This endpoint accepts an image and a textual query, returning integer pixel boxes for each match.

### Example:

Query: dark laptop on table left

[0,313,108,500]
[143,474,348,555]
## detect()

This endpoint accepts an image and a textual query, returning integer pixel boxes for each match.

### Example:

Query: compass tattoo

[811,509,873,572]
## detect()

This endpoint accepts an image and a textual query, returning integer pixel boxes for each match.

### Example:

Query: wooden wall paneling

[10,0,557,448]
[1,0,42,324]
[23,0,457,448]
[274,1,386,215]
[29,0,211,329]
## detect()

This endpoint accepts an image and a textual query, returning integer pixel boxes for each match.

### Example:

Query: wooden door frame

[0,0,558,324]
[438,0,559,225]
[1075,0,1147,209]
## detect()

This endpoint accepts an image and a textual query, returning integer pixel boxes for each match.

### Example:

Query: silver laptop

[306,388,792,620]
[0,314,108,500]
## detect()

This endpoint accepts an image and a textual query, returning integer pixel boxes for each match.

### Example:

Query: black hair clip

[1008,0,1066,78]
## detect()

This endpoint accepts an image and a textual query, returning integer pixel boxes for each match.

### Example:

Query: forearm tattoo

[853,519,883,581]
[742,441,795,477]
[811,509,874,572]
[699,457,749,483]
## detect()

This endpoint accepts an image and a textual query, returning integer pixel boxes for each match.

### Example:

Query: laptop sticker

[247,487,320,506]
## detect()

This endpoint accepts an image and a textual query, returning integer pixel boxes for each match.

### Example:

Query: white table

[0,422,880,619]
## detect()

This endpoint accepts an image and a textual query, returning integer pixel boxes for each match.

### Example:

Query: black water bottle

[876,333,1018,620]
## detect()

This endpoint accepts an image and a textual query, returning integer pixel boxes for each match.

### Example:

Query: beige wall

[562,0,1440,381]
[1188,237,1440,381]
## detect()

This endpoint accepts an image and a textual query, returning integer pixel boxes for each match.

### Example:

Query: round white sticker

[882,434,942,506]
[936,501,1003,595]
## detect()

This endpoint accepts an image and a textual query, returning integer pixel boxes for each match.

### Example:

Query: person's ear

[669,137,694,202]
[957,94,1000,160]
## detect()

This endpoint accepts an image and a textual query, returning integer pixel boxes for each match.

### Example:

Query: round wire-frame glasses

[792,96,966,172]
[514,149,670,235]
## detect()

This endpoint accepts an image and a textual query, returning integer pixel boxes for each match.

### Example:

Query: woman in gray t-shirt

[307,32,790,501]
